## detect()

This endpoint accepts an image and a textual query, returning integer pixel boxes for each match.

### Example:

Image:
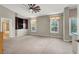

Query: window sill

[69,33,78,36]
[50,31,59,33]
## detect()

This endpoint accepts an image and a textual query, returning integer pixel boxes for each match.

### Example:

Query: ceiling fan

[28,4,41,13]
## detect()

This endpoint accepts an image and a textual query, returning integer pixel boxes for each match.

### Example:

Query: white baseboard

[63,39,72,42]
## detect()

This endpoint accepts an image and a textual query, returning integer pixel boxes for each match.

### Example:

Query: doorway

[2,18,9,40]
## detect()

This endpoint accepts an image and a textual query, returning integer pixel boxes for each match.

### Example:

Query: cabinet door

[0,32,3,54]
[25,19,28,29]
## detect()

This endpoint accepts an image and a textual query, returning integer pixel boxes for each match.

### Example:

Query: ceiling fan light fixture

[28,4,41,13]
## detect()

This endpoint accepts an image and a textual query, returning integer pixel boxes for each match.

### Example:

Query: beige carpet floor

[4,35,73,54]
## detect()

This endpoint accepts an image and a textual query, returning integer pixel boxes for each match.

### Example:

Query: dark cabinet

[15,17,28,29]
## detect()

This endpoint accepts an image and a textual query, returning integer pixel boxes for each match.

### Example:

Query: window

[50,16,60,33]
[69,17,77,35]
[31,19,37,32]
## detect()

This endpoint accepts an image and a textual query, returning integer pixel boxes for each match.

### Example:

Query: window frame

[50,17,59,33]
[69,17,77,35]
[30,19,37,32]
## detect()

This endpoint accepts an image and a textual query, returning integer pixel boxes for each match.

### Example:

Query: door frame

[1,18,10,39]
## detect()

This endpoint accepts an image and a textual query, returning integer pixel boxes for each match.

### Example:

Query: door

[0,32,3,53]
[2,20,9,40]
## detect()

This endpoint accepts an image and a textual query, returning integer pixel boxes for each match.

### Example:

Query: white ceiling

[1,4,69,18]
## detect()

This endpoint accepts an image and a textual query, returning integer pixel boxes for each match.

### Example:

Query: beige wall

[28,14,63,39]
[0,5,15,37]
[0,5,15,18]
[63,7,77,41]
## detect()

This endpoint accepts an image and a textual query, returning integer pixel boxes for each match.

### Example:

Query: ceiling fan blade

[32,4,36,7]
[33,9,37,13]
[35,8,40,10]
[35,9,41,12]
[34,7,39,9]
[33,7,40,12]
[34,6,40,9]
[36,9,40,12]
[34,7,41,10]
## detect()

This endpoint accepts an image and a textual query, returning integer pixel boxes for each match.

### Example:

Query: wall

[63,7,77,41]
[77,5,79,39]
[0,5,15,38]
[28,14,63,39]
[16,29,28,37]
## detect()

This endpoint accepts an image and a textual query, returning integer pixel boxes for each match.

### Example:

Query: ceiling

[1,4,69,18]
